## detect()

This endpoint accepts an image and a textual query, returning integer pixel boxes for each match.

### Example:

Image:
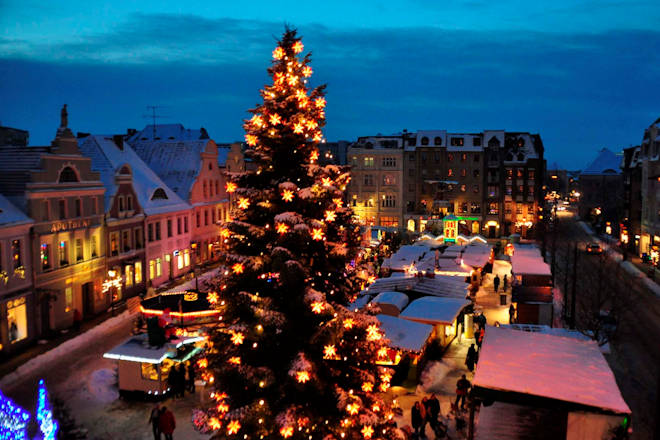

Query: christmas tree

[197,28,401,439]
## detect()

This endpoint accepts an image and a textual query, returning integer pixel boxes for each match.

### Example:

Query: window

[461,153,467,162]
[151,188,168,200]
[434,152,441,162]
[204,210,209,226]
[148,224,154,242]
[364,174,374,186]
[141,363,159,381]
[516,169,524,178]
[167,219,172,238]
[380,216,399,227]
[118,196,124,212]
[110,232,119,256]
[155,222,161,241]
[40,243,50,270]
[470,202,481,214]
[184,217,189,233]
[177,218,182,235]
[516,204,523,215]
[461,168,467,177]
[473,137,482,147]
[149,260,155,280]
[125,265,133,287]
[65,287,73,313]
[457,202,468,213]
[135,261,143,284]
[383,175,396,186]
[447,153,454,162]
[488,202,499,215]
[506,168,513,179]
[58,199,66,220]
[528,186,535,196]
[460,184,466,192]
[177,251,184,270]
[409,169,415,177]
[59,241,68,266]
[421,153,427,162]
[122,230,130,252]
[203,181,208,198]
[215,180,219,196]
[382,195,395,208]
[184,249,190,267]
[450,137,464,146]
[421,136,429,146]
[506,186,512,196]
[11,240,21,269]
[447,169,453,177]
[474,153,480,162]
[133,228,143,249]
[365,199,374,207]
[43,200,50,221]
[473,184,479,193]
[518,185,524,193]
[434,136,442,146]
[505,202,512,214]
[93,197,98,215]
[408,153,415,161]
[7,296,27,343]
[212,209,216,225]
[528,169,535,180]
[58,166,78,183]
[75,239,83,261]
[473,169,480,178]
[488,186,498,197]
[156,258,162,277]
[382,157,396,167]
[127,195,133,211]
[363,157,374,168]
[91,235,98,258]
[196,212,201,228]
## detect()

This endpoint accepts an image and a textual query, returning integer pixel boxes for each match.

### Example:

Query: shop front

[0,291,34,355]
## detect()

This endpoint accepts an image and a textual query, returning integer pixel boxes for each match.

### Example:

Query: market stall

[140,289,221,326]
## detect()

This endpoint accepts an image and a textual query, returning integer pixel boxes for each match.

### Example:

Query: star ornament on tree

[281,189,295,202]
[230,331,245,345]
[226,182,237,193]
[323,344,337,359]
[311,228,325,241]
[280,426,294,438]
[227,420,241,435]
[276,223,290,234]
[238,197,250,209]
[296,371,310,383]
[361,425,374,439]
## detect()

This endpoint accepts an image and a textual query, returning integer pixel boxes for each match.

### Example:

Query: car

[586,243,603,254]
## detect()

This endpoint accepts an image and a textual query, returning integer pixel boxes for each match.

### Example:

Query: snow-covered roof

[381,245,428,271]
[581,148,622,175]
[78,135,191,215]
[499,324,591,341]
[363,275,468,298]
[400,297,470,325]
[474,326,630,414]
[0,193,33,227]
[376,314,433,352]
[511,245,551,276]
[103,333,204,364]
[371,291,410,312]
[461,243,492,268]
[127,124,214,201]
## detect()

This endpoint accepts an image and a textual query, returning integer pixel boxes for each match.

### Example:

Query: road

[550,210,660,440]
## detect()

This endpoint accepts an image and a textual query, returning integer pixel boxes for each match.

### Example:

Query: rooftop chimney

[113,134,124,150]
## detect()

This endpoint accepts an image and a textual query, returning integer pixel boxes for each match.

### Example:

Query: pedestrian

[493,274,500,293]
[176,364,185,398]
[426,394,440,434]
[503,274,508,291]
[8,321,18,341]
[158,406,176,440]
[73,308,82,332]
[148,403,161,440]
[186,362,196,393]
[420,396,429,435]
[166,366,177,397]
[454,375,471,410]
[465,344,477,372]
[475,312,486,330]
[411,401,425,438]
[509,304,516,324]
[476,327,485,350]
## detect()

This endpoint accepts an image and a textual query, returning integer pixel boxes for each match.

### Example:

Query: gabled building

[0,193,34,355]
[79,134,193,290]
[579,148,623,235]
[128,124,229,264]
[0,107,106,333]
[621,146,642,253]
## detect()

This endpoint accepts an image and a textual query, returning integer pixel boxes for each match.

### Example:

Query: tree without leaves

[196,28,401,440]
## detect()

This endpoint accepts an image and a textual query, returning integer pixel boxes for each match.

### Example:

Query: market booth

[471,326,631,440]
[371,291,409,316]
[511,286,554,326]
[103,332,204,396]
[140,289,221,326]
[399,297,471,349]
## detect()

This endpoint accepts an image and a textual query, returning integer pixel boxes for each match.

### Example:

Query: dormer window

[434,136,442,146]
[421,136,429,146]
[58,166,78,183]
[151,188,168,200]
[488,136,500,148]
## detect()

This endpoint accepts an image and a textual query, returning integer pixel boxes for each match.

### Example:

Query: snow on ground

[164,266,222,293]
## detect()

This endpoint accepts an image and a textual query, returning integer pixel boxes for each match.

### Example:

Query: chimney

[113,135,124,150]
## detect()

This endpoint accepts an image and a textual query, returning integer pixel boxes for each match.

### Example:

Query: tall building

[578,148,623,235]
[347,129,545,238]
[0,107,107,334]
[621,146,642,253]
[346,135,405,228]
[639,118,660,256]
[128,124,229,264]
[0,194,34,355]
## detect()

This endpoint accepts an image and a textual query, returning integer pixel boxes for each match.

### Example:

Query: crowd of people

[410,394,449,438]
[149,404,176,440]
[166,362,196,398]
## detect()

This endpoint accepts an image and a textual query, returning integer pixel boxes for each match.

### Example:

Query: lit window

[177,252,184,270]
[11,239,22,269]
[156,258,162,277]
[59,241,68,266]
[149,260,155,280]
[125,265,134,287]
[135,261,143,284]
[7,296,28,343]
[184,249,190,267]
[65,287,73,313]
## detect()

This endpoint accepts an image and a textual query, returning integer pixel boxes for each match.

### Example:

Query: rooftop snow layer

[581,148,622,175]
[371,291,410,312]
[473,326,630,414]
[78,135,191,215]
[400,297,470,325]
[0,193,33,226]
[376,314,433,352]
[511,245,551,276]
[363,275,468,298]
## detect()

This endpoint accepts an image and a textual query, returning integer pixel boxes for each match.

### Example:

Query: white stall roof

[511,245,551,276]
[474,326,630,414]
[363,275,467,298]
[461,243,492,268]
[372,291,410,311]
[376,314,434,352]
[103,333,204,364]
[381,245,428,271]
[400,297,470,325]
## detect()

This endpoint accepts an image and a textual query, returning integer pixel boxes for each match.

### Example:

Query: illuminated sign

[183,292,198,302]
[50,219,90,233]
[443,216,458,243]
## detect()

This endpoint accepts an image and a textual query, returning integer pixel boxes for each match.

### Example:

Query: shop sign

[7,296,26,309]
[184,292,198,302]
[50,219,90,233]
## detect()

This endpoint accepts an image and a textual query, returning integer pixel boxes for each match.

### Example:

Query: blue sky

[1,1,659,168]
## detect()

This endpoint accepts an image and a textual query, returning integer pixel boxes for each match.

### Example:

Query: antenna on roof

[142,106,170,139]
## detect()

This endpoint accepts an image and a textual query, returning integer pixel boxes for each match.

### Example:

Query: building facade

[0,194,34,356]
[639,119,660,256]
[579,148,623,235]
[0,109,107,334]
[346,136,405,228]
[621,146,642,254]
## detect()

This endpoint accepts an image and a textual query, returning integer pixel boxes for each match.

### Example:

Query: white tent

[376,314,434,352]
[400,297,470,325]
[371,291,409,316]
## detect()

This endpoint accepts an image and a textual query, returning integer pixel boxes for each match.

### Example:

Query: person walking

[420,396,429,436]
[493,274,500,293]
[148,403,161,440]
[176,364,185,398]
[186,362,196,393]
[158,406,176,440]
[503,274,508,291]
[411,401,425,438]
[465,344,477,372]
[476,327,485,350]
[455,375,471,411]
[509,303,516,324]
[166,367,177,397]
[426,394,440,434]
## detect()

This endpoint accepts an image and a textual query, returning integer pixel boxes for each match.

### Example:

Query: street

[551,210,660,440]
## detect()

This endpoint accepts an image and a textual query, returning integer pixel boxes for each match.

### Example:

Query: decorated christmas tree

[196,28,401,439]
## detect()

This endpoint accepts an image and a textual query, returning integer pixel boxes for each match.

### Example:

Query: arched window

[119,165,131,175]
[488,136,500,148]
[151,188,168,200]
[434,136,442,146]
[58,166,78,183]
[421,136,429,146]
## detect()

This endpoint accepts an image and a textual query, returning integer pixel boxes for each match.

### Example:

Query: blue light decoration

[0,389,30,440]
[35,379,57,440]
